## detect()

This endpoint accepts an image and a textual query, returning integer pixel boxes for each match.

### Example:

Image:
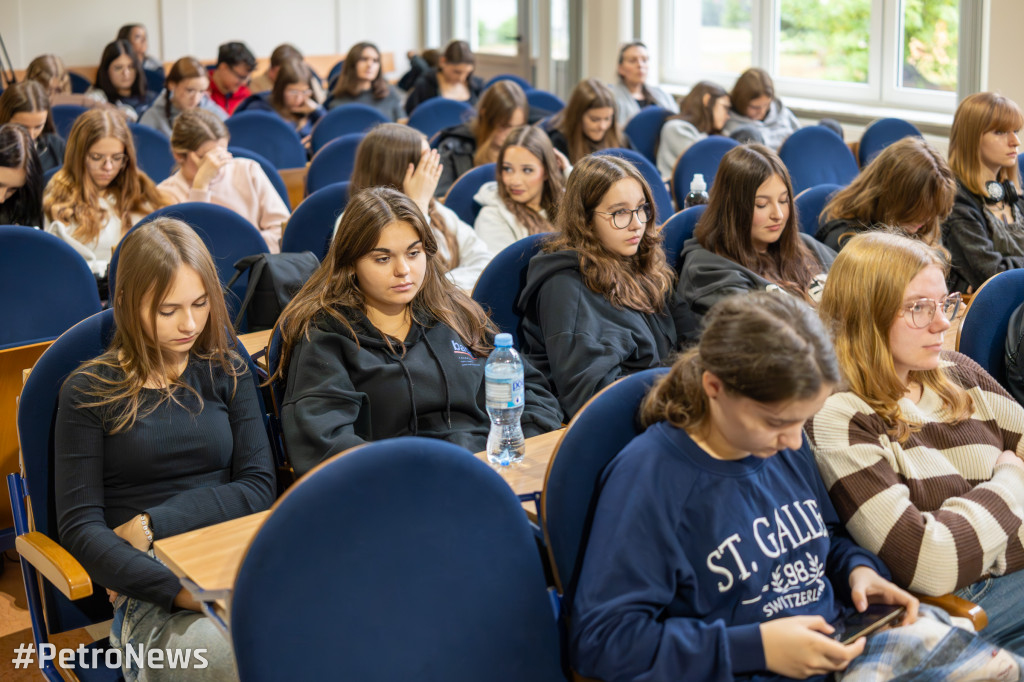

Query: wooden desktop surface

[238,329,272,363]
[153,428,565,600]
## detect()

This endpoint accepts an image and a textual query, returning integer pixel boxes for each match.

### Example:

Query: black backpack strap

[230,255,269,330]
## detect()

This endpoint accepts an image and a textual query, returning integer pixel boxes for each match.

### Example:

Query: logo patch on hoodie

[451,340,479,367]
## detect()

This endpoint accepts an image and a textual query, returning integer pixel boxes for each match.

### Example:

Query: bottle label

[486,376,524,409]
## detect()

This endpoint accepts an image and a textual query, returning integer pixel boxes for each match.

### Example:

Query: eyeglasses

[229,66,251,84]
[594,203,652,229]
[898,293,962,329]
[284,87,313,98]
[86,152,127,167]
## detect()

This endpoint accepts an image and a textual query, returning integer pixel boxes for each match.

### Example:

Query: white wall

[985,0,1024,108]
[4,0,419,76]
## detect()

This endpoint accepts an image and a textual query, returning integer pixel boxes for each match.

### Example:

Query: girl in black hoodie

[274,186,562,478]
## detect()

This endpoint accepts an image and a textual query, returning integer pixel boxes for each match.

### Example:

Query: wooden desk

[238,329,271,361]
[153,428,565,601]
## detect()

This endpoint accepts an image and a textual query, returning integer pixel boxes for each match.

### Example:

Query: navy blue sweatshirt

[571,421,888,682]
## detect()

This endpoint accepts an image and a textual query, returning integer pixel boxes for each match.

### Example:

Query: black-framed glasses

[898,293,962,329]
[229,66,251,83]
[594,203,652,229]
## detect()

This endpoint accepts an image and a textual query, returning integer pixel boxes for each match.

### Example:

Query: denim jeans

[956,570,1024,655]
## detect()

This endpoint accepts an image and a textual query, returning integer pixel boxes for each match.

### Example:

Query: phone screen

[833,604,905,644]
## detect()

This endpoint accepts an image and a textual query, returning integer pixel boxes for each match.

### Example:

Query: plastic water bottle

[485,333,526,466]
[684,173,709,209]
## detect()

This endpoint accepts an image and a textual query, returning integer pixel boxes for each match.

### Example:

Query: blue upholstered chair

[526,89,566,116]
[142,67,165,94]
[128,122,175,183]
[228,145,292,210]
[542,368,669,609]
[956,269,1024,390]
[225,111,307,169]
[858,117,922,166]
[309,103,389,153]
[672,136,740,208]
[624,106,673,165]
[778,126,859,194]
[0,226,101,350]
[52,104,89,140]
[471,233,550,347]
[484,73,532,91]
[231,437,564,682]
[67,71,91,94]
[306,133,364,195]
[282,181,350,260]
[659,204,707,271]
[794,183,844,236]
[442,163,496,226]
[592,148,675,224]
[408,98,474,140]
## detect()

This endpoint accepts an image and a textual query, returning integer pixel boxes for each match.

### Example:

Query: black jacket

[435,122,476,198]
[815,217,872,253]
[942,180,1024,293]
[404,69,484,116]
[517,249,698,418]
[37,132,66,173]
[281,308,563,477]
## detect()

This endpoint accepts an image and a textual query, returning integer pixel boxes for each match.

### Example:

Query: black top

[435,122,476,198]
[36,132,66,173]
[404,68,484,116]
[55,355,276,610]
[941,180,1024,293]
[281,308,564,477]
[815,217,872,253]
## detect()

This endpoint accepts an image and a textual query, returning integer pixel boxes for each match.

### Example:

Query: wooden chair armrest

[915,592,987,631]
[15,531,94,600]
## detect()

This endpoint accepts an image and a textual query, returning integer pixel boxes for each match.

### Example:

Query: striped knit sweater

[806,352,1024,596]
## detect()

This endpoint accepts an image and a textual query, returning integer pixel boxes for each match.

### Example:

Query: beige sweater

[806,352,1024,595]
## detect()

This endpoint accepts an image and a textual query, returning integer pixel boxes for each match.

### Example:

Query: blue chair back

[283,181,350,260]
[225,111,307,169]
[306,133,364,195]
[659,204,707,271]
[0,227,101,350]
[111,204,269,327]
[526,89,565,116]
[858,117,921,166]
[672,136,739,208]
[624,106,673,165]
[408,98,474,140]
[326,60,345,87]
[143,67,165,94]
[232,438,564,682]
[471,233,549,346]
[442,163,496,226]
[1018,153,1024,183]
[229,145,292,210]
[542,368,669,605]
[310,103,389,153]
[778,126,859,194]
[68,71,91,94]
[484,73,532,90]
[52,104,89,140]
[957,269,1024,389]
[795,183,844,236]
[593,148,674,223]
[128,123,175,182]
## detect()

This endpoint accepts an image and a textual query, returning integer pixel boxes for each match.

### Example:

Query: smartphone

[833,604,906,644]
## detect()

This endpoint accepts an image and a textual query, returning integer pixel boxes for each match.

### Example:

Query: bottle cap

[494,333,513,347]
[690,173,707,192]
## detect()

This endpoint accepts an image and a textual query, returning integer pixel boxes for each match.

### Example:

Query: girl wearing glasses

[241,59,325,151]
[44,109,166,278]
[158,109,289,253]
[941,92,1024,294]
[139,57,228,138]
[86,40,154,123]
[678,144,835,320]
[518,154,698,418]
[810,230,1024,653]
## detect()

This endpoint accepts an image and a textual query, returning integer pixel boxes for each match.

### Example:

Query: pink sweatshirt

[158,159,288,253]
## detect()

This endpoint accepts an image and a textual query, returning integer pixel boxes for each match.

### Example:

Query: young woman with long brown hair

[404,39,484,115]
[677,143,834,318]
[817,136,955,250]
[518,154,697,418]
[139,56,228,137]
[327,42,403,121]
[44,109,166,277]
[55,218,274,680]
[0,80,65,172]
[547,78,625,165]
[339,123,492,290]
[809,230,1024,653]
[473,125,567,253]
[941,91,1024,293]
[656,80,730,178]
[722,68,801,149]
[0,123,43,228]
[85,39,153,122]
[276,186,561,477]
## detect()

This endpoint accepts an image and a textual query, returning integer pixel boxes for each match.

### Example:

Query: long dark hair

[0,81,56,135]
[671,81,728,134]
[95,40,148,102]
[551,78,623,164]
[496,125,564,235]
[272,187,496,384]
[334,42,390,100]
[0,123,44,227]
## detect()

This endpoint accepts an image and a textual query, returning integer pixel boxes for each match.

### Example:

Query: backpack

[1005,300,1024,404]
[227,252,321,331]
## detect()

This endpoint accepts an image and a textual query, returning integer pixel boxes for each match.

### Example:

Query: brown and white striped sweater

[806,352,1024,596]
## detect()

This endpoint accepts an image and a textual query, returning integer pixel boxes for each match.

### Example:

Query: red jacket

[209,76,251,115]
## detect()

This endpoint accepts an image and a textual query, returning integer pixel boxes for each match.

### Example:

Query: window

[660,0,961,113]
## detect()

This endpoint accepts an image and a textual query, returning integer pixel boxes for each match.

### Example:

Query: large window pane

[901,0,958,91]
[472,0,519,56]
[671,0,752,73]
[778,0,871,83]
